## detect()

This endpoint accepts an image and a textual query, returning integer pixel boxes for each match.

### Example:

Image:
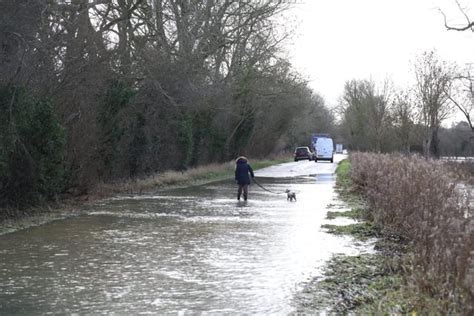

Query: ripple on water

[0,170,374,315]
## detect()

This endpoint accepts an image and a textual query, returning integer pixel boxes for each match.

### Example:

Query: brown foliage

[350,152,473,313]
[445,160,474,186]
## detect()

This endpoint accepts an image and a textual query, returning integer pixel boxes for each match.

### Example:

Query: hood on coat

[235,156,248,164]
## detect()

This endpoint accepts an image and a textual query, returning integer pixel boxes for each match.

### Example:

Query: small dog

[285,189,296,202]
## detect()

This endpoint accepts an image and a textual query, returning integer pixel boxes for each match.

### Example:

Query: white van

[314,137,334,163]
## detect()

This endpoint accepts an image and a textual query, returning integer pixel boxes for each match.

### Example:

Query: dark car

[294,146,313,161]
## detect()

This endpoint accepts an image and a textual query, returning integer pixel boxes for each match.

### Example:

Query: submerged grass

[295,253,403,314]
[325,208,363,220]
[321,222,378,241]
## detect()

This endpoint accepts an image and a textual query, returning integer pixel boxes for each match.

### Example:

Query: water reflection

[0,174,372,314]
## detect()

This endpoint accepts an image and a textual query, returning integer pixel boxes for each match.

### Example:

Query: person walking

[235,156,254,201]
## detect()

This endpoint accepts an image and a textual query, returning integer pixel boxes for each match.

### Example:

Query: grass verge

[91,155,291,198]
[334,158,368,210]
[0,155,291,235]
[294,157,414,314]
[335,158,351,191]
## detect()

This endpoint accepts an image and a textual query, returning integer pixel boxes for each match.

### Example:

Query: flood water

[0,157,372,314]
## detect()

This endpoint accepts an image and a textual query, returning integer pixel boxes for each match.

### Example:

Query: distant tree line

[0,0,335,207]
[337,50,474,158]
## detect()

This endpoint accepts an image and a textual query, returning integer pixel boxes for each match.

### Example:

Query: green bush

[97,80,135,179]
[0,85,65,207]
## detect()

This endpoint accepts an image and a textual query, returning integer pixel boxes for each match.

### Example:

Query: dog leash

[252,178,283,195]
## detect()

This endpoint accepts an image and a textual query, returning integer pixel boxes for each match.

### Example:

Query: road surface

[0,154,372,314]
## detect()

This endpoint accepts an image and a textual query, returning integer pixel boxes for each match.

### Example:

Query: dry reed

[350,152,473,314]
[92,162,235,197]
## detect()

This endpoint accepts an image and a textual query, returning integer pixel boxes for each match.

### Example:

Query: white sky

[286,0,474,124]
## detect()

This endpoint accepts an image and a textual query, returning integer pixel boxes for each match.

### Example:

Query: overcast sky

[286,0,474,123]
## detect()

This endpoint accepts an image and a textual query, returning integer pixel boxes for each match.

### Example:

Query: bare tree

[447,68,474,133]
[413,51,455,159]
[438,2,474,136]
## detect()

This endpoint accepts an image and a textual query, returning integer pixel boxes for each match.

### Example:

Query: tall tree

[339,79,392,152]
[391,91,416,153]
[413,51,454,158]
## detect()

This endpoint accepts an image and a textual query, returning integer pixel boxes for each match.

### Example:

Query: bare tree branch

[439,2,474,32]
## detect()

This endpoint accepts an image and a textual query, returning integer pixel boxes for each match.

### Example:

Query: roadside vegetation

[0,155,290,227]
[304,155,473,315]
[91,155,291,198]
[350,152,472,314]
[1,1,336,216]
[2,1,473,221]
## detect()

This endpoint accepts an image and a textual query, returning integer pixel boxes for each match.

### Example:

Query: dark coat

[235,157,254,185]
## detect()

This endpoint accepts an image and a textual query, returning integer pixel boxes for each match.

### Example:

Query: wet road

[0,154,372,314]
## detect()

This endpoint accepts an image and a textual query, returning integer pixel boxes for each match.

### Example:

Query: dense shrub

[97,80,135,180]
[350,152,473,314]
[0,85,65,208]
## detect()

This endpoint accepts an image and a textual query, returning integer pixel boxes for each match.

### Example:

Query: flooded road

[0,154,371,314]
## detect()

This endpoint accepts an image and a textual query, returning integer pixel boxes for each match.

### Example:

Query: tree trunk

[430,127,440,158]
